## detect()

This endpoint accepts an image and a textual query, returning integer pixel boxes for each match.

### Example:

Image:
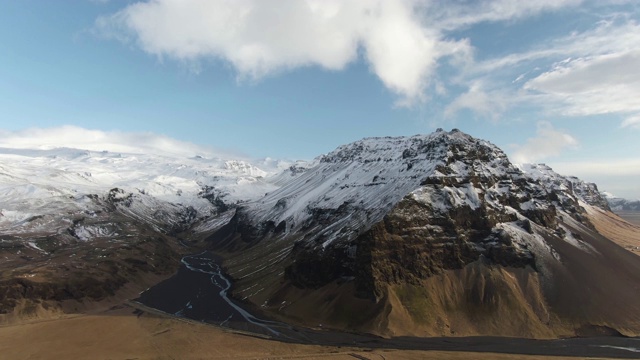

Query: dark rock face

[198,185,229,213]
[519,164,610,223]
[106,187,133,207]
[293,183,544,301]
[0,276,125,314]
[285,244,353,289]
[569,180,610,211]
[352,206,487,300]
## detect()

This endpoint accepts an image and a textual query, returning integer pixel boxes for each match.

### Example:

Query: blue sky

[0,0,639,198]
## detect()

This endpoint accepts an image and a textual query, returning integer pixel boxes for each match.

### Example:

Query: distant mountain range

[1,129,639,339]
[602,192,640,211]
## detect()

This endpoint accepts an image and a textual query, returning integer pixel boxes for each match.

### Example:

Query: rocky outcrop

[352,198,535,301]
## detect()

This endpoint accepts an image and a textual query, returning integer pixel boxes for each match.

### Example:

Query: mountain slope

[209,129,640,338]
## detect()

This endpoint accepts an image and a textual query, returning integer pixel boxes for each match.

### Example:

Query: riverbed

[136,251,640,358]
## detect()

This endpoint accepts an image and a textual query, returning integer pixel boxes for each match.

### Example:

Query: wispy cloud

[621,114,640,129]
[427,0,583,30]
[510,121,578,164]
[463,18,640,126]
[0,126,235,159]
[470,17,640,74]
[443,81,508,121]
[524,50,640,117]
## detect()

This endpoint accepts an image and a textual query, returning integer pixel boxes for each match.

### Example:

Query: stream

[136,251,292,337]
[178,252,284,336]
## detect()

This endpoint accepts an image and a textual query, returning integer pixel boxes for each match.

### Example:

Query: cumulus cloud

[96,0,583,105]
[510,121,578,164]
[0,126,230,158]
[96,0,471,105]
[97,0,634,117]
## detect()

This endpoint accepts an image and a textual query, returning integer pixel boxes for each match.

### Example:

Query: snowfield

[0,147,297,240]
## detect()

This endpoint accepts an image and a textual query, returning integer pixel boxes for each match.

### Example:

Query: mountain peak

[250,131,511,240]
[320,129,499,165]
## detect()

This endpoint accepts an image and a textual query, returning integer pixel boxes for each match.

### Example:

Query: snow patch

[73,224,119,241]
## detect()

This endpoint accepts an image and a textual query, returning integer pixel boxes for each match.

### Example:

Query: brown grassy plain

[0,304,617,360]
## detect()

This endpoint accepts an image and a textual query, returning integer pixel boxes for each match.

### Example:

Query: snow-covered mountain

[602,191,640,211]
[210,129,640,338]
[1,129,639,339]
[0,147,288,237]
[0,146,304,317]
[243,130,608,251]
[225,130,613,273]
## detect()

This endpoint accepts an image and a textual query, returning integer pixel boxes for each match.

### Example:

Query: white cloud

[621,114,640,129]
[510,121,578,164]
[444,81,507,120]
[96,0,629,116]
[96,0,585,106]
[552,158,640,177]
[0,126,231,159]
[430,0,583,30]
[461,19,640,125]
[472,18,640,73]
[524,50,640,117]
[96,0,476,105]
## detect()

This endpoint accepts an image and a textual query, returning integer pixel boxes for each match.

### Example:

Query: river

[136,251,294,338]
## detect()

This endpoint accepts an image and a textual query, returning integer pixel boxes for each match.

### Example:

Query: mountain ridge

[603,191,640,211]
